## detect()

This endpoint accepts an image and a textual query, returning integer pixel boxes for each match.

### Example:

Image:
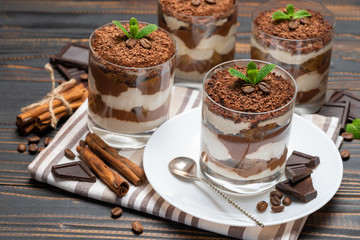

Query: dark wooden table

[1,0,359,239]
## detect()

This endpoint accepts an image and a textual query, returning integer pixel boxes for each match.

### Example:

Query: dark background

[0,0,359,239]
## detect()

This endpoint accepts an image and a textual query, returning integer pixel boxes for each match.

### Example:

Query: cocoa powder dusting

[205,66,294,113]
[91,23,175,68]
[159,0,235,18]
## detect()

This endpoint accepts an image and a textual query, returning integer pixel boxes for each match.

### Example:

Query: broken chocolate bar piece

[285,165,313,183]
[51,42,89,70]
[286,151,320,169]
[329,90,360,121]
[316,101,350,130]
[275,176,317,203]
[55,63,88,85]
[52,161,96,182]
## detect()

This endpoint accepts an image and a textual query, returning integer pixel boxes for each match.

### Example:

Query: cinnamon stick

[35,111,68,133]
[85,134,143,186]
[86,133,146,181]
[76,145,129,196]
[18,122,36,135]
[16,84,86,127]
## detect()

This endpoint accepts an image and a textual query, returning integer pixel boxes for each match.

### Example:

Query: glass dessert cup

[158,0,238,88]
[200,59,297,194]
[87,22,176,149]
[250,0,335,114]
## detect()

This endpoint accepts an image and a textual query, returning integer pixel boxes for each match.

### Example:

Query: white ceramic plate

[143,108,343,227]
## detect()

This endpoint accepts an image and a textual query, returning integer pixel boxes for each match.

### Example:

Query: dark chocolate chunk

[52,43,89,70]
[316,101,350,130]
[329,90,360,121]
[286,151,320,169]
[51,161,96,182]
[275,176,317,203]
[285,165,313,183]
[55,63,88,84]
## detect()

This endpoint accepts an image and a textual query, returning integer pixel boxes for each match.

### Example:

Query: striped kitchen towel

[28,86,342,240]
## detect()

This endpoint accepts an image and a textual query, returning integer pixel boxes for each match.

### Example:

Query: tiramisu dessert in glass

[88,18,176,148]
[200,59,297,194]
[251,1,334,114]
[158,0,238,87]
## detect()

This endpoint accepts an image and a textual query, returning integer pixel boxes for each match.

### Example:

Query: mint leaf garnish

[113,17,158,39]
[137,24,158,39]
[272,4,311,21]
[228,62,277,87]
[113,20,131,38]
[256,64,276,84]
[228,68,249,82]
[345,118,360,139]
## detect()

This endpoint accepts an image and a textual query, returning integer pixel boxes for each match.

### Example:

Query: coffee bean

[271,205,284,213]
[28,144,38,154]
[17,144,26,153]
[258,81,271,93]
[28,136,40,144]
[191,0,201,6]
[270,190,283,199]
[44,137,53,146]
[241,84,255,94]
[289,20,299,30]
[300,17,311,24]
[126,38,137,48]
[205,0,216,4]
[80,73,88,81]
[341,132,353,141]
[139,38,151,49]
[270,196,281,206]
[282,196,292,206]
[256,201,268,212]
[340,150,351,160]
[132,221,144,234]
[38,147,46,152]
[64,148,75,160]
[111,206,123,218]
[79,140,86,147]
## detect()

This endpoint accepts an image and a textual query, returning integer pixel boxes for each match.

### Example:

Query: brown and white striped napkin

[28,86,342,240]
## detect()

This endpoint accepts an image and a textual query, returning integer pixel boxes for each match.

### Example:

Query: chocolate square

[285,165,313,183]
[329,90,360,121]
[316,101,350,130]
[55,63,88,86]
[275,176,317,203]
[52,43,89,70]
[52,161,96,182]
[286,151,320,169]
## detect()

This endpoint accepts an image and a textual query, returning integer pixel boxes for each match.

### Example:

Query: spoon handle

[201,180,264,228]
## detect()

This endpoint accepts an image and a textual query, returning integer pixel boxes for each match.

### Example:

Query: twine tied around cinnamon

[21,63,76,128]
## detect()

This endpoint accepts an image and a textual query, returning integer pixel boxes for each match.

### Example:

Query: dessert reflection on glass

[250,1,335,114]
[158,0,238,86]
[200,59,297,194]
[87,19,176,149]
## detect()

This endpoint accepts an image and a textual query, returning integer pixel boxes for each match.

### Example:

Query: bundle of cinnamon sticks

[76,133,146,196]
[16,82,88,135]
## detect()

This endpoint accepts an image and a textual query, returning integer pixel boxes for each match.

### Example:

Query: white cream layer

[251,36,333,65]
[88,109,167,134]
[202,126,288,180]
[175,69,206,81]
[88,68,173,112]
[296,69,328,92]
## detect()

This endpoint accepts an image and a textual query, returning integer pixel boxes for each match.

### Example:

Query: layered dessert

[88,21,176,147]
[250,1,334,114]
[158,0,237,84]
[200,60,296,194]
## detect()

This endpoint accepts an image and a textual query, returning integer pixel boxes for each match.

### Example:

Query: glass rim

[202,59,298,115]
[157,0,238,20]
[89,21,177,70]
[251,0,336,42]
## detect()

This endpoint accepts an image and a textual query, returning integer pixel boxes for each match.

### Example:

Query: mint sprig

[112,17,158,39]
[345,118,360,139]
[272,4,312,20]
[228,62,276,86]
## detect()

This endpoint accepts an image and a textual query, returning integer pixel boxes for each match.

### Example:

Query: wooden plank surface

[0,0,359,239]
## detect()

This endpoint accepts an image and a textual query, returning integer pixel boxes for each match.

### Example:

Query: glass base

[87,117,153,149]
[200,160,283,195]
